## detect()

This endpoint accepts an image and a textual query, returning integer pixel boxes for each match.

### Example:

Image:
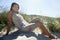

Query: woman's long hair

[10,2,19,11]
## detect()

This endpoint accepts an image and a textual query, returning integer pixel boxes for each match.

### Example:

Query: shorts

[20,23,38,31]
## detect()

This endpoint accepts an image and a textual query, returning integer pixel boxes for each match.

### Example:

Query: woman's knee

[35,19,41,23]
[34,18,40,21]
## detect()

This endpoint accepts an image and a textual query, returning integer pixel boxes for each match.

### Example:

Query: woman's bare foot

[49,34,57,39]
[42,32,57,39]
[49,35,56,39]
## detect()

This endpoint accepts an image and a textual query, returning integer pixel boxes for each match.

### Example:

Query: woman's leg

[29,18,56,39]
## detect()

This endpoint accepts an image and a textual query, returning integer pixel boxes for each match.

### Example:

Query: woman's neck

[10,10,18,14]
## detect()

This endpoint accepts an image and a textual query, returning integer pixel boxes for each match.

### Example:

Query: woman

[6,2,56,39]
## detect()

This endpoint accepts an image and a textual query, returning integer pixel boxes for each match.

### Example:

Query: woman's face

[12,5,19,12]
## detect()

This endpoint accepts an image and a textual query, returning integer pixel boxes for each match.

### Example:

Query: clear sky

[0,0,60,18]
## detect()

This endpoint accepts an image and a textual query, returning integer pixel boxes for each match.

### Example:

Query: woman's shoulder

[7,11,12,15]
[7,11,13,19]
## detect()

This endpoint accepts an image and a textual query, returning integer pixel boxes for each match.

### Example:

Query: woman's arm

[6,12,12,35]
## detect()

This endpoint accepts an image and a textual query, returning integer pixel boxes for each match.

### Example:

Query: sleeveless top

[12,13,30,29]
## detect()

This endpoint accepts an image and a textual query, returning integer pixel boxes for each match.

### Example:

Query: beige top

[12,13,35,29]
